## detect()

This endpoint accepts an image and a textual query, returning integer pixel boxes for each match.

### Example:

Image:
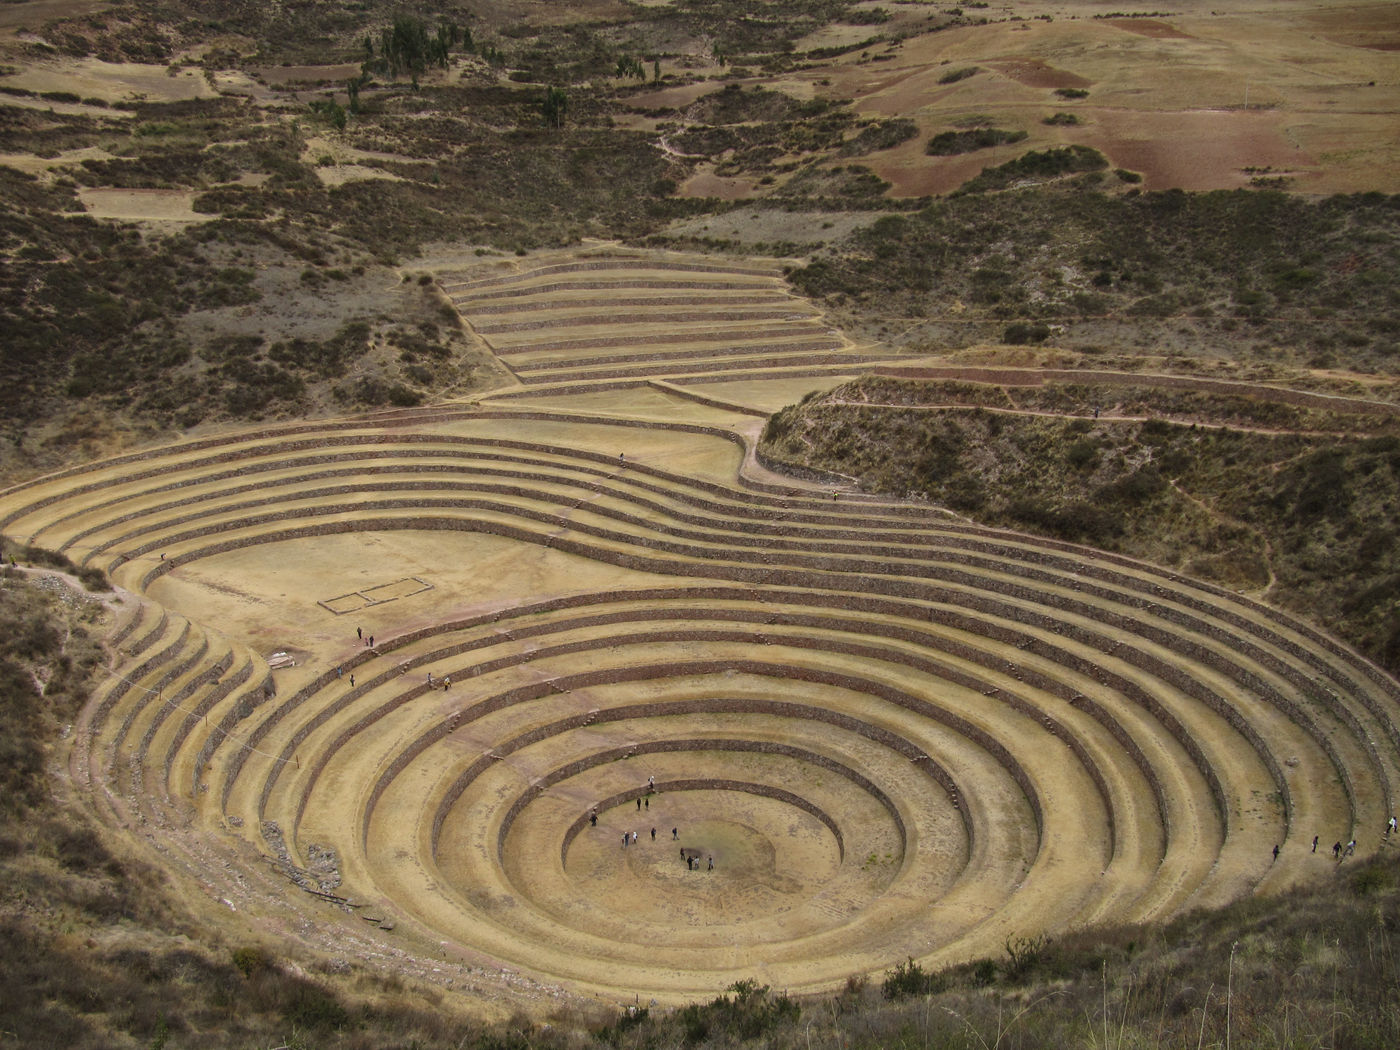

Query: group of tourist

[588,778,716,872]
[1293,816,1398,863]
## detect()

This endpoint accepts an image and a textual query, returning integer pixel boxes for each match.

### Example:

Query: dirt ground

[792,0,1400,196]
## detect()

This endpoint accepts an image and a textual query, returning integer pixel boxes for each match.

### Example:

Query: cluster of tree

[541,86,568,129]
[614,54,659,80]
[309,96,347,130]
[363,18,473,84]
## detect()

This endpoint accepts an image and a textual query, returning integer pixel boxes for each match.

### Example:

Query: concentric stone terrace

[6,251,1398,1002]
[442,252,886,393]
[6,401,1397,1000]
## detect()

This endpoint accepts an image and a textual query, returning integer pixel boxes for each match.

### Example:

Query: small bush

[938,66,979,85]
[959,145,1109,193]
[76,565,111,592]
[676,980,799,1044]
[882,956,942,999]
[232,946,272,978]
[1004,322,1051,344]
[1055,87,1089,99]
[927,127,1027,156]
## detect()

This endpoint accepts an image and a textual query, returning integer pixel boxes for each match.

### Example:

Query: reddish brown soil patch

[1081,109,1316,192]
[621,81,719,111]
[857,137,990,198]
[677,168,760,200]
[1106,19,1193,41]
[988,58,1090,91]
[256,63,362,85]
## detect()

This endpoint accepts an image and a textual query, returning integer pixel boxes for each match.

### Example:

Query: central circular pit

[566,804,845,927]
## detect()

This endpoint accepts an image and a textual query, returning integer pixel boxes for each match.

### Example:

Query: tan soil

[1,57,217,103]
[1106,19,1196,41]
[76,187,202,222]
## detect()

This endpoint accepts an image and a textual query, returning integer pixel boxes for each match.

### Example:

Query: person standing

[1312,835,1319,853]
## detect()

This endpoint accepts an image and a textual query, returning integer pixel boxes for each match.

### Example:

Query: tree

[366,17,458,83]
[541,86,568,129]
[615,55,645,79]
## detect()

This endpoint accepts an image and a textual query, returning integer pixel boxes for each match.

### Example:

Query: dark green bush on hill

[786,189,1400,365]
[926,126,1027,156]
[957,144,1109,192]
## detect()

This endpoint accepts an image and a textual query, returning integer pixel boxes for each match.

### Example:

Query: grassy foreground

[3,559,1398,1047]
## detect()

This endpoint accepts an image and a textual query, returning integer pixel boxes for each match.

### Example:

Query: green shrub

[232,946,272,978]
[1004,322,1051,344]
[958,145,1108,193]
[927,127,1027,156]
[938,66,979,85]
[676,980,799,1044]
[1066,438,1098,468]
[882,956,942,999]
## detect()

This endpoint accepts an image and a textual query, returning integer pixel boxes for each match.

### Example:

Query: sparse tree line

[363,17,473,83]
